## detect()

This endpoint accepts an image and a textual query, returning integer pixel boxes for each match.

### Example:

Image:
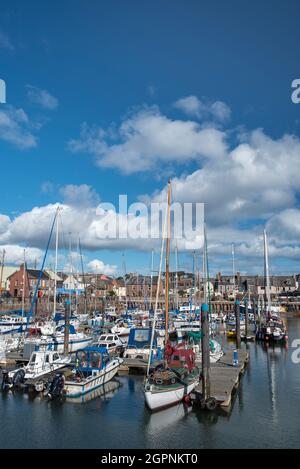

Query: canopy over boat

[127,327,157,349]
[74,346,110,372]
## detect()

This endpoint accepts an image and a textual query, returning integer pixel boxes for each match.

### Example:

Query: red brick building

[8,264,49,298]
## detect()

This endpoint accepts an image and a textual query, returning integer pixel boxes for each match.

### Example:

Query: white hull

[111,326,131,336]
[24,359,70,380]
[25,335,93,353]
[64,359,122,397]
[145,379,198,411]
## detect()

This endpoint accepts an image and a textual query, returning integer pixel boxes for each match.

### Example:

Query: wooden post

[201,302,210,400]
[64,299,71,355]
[235,299,241,348]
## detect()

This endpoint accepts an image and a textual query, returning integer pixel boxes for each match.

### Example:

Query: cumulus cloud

[59,184,100,207]
[0,106,38,149]
[174,95,231,122]
[26,85,59,110]
[0,245,43,266]
[87,259,117,275]
[150,129,300,228]
[68,106,227,174]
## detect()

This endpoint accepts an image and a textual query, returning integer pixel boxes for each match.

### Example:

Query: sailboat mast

[0,249,6,296]
[264,229,271,315]
[232,243,236,299]
[53,207,59,317]
[175,246,179,311]
[21,249,26,319]
[149,249,154,310]
[164,179,172,348]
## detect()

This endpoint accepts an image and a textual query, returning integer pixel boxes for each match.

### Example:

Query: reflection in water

[65,379,121,404]
[1,317,300,449]
[144,402,193,447]
[262,343,288,425]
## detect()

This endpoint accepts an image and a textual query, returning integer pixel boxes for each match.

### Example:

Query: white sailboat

[144,179,199,411]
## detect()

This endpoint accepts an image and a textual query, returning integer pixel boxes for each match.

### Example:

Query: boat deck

[191,349,249,408]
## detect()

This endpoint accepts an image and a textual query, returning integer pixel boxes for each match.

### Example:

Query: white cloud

[26,85,59,110]
[68,106,227,174]
[149,129,300,228]
[0,31,14,51]
[174,95,231,122]
[59,184,100,207]
[0,245,43,266]
[87,259,117,275]
[0,106,37,149]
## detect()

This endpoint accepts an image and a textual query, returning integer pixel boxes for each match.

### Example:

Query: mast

[149,249,154,311]
[0,249,6,296]
[232,243,236,299]
[79,238,87,316]
[175,245,179,311]
[53,207,59,318]
[164,178,171,353]
[122,253,128,311]
[146,192,168,377]
[21,249,26,319]
[264,229,271,316]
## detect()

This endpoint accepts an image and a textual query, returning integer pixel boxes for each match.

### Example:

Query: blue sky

[1,0,300,276]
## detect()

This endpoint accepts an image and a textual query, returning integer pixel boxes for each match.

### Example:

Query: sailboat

[144,179,199,411]
[256,230,288,343]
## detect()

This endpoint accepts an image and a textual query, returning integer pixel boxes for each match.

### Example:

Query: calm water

[1,316,300,449]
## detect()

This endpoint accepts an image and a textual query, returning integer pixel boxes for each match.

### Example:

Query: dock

[119,358,163,374]
[0,351,28,367]
[191,349,249,408]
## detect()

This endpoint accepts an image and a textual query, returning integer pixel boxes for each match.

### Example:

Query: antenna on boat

[0,248,6,297]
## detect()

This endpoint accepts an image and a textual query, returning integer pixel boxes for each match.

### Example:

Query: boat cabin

[167,346,196,372]
[127,327,157,350]
[74,347,110,373]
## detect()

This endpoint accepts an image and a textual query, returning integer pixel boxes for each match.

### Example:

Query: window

[30,354,37,364]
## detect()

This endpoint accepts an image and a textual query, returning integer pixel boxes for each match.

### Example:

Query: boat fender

[205,397,218,411]
[12,368,25,387]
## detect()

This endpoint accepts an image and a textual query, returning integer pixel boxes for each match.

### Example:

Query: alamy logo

[291,79,300,104]
[291,339,300,364]
[0,79,6,103]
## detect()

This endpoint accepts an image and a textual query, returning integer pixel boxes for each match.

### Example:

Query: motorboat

[60,346,123,398]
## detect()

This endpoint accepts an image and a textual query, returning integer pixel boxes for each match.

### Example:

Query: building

[0,266,18,294]
[8,264,50,298]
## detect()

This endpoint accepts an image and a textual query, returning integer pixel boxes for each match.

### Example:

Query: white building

[63,274,85,291]
[0,266,18,292]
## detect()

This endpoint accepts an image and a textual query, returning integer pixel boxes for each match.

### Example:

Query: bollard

[233,349,239,366]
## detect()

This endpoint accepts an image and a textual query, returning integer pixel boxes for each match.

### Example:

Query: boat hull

[64,359,122,397]
[145,378,198,411]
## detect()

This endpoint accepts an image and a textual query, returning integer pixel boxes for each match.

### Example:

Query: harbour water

[1,316,300,449]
